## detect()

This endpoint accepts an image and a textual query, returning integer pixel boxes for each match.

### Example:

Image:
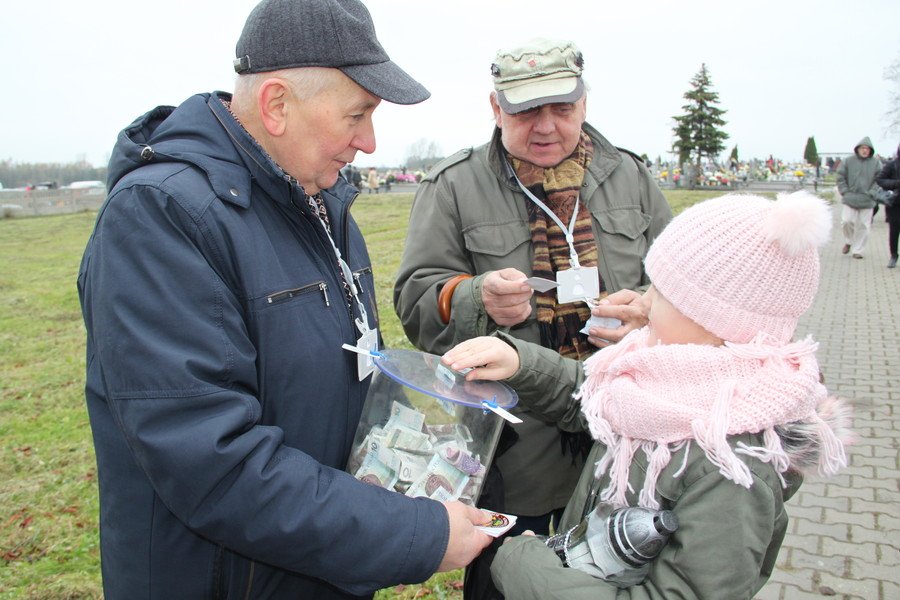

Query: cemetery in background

[0,157,842,220]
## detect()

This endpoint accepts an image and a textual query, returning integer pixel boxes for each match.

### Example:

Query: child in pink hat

[442,190,852,599]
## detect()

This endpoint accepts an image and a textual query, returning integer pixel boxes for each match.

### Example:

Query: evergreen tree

[672,64,729,181]
[730,145,739,162]
[803,136,819,166]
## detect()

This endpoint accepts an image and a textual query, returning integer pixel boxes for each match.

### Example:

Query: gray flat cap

[234,0,429,105]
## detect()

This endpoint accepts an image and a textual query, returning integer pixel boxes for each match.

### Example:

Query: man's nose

[533,107,556,134]
[354,119,377,154]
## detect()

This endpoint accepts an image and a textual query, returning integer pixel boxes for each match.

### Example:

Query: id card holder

[556,267,600,304]
[355,326,378,381]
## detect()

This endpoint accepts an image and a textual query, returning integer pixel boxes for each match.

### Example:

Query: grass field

[0,188,745,598]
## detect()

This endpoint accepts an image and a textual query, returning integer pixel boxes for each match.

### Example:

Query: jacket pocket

[462,222,531,257]
[592,207,651,240]
[590,207,651,290]
[352,265,379,327]
[263,280,330,308]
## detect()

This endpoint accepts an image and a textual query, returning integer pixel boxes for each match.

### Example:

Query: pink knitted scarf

[577,328,847,509]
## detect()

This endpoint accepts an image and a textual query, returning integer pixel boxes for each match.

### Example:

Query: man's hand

[481,269,533,326]
[442,336,520,382]
[502,529,535,545]
[586,289,649,348]
[437,501,493,572]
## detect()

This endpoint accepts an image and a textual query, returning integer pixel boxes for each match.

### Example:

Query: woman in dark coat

[875,143,900,268]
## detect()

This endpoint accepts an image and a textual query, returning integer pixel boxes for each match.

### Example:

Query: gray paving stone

[820,538,878,562]
[817,573,880,599]
[825,507,876,527]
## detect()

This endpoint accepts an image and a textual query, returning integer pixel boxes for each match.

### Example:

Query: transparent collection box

[347,348,518,506]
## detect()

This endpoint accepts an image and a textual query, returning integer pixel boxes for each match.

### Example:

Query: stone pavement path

[755,206,899,599]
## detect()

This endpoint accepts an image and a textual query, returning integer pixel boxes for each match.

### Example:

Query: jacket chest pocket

[590,207,651,289]
[462,221,532,273]
[265,281,331,308]
[350,265,378,326]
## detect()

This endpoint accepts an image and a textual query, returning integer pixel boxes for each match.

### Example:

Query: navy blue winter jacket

[77,92,448,599]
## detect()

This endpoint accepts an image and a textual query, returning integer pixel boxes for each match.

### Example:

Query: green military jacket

[489,337,802,600]
[393,124,672,515]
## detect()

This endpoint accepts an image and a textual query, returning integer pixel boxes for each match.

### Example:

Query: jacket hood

[106,93,274,208]
[853,136,875,157]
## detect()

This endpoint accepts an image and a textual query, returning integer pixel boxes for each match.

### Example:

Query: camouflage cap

[491,38,584,114]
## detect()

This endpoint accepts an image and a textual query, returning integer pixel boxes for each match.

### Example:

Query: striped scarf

[511,131,605,360]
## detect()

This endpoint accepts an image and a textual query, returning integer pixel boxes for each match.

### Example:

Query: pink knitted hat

[644,191,832,344]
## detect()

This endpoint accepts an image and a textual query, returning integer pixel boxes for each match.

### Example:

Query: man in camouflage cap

[394,38,672,600]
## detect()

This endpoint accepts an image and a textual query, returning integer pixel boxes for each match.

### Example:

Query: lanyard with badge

[310,208,379,381]
[513,172,600,304]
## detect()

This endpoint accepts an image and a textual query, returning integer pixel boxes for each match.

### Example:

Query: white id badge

[556,268,600,304]
[355,327,378,381]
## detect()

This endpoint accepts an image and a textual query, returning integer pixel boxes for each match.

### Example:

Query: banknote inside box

[347,348,518,506]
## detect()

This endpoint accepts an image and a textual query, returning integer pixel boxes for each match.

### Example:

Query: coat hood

[106,92,280,209]
[854,136,875,157]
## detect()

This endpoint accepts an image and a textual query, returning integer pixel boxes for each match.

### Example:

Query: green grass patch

[1,189,748,598]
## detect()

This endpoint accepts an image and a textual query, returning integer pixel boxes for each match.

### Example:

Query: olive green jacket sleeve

[499,333,587,432]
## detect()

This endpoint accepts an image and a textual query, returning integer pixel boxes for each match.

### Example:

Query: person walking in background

[393,38,672,600]
[875,143,900,268]
[76,1,491,598]
[367,166,380,193]
[837,136,882,259]
[442,191,851,600]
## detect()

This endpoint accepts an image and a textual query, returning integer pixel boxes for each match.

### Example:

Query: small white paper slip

[579,316,623,336]
[482,400,523,424]
[476,511,518,538]
[524,277,559,293]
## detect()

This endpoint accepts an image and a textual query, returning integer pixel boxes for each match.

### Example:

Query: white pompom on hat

[644,191,832,344]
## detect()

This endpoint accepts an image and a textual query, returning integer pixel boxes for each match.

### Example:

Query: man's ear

[257,78,292,137]
[489,91,503,128]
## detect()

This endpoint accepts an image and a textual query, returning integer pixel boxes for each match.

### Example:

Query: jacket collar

[208,92,293,208]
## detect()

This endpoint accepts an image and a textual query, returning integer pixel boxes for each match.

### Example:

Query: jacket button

[229,188,239,197]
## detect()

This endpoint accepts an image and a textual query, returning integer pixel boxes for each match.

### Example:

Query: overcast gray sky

[2,0,898,170]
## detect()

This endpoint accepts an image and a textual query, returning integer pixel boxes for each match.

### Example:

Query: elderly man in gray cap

[77,1,491,598]
[394,38,672,600]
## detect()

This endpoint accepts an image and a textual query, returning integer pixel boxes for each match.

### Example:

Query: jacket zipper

[266,281,329,307]
[351,266,372,293]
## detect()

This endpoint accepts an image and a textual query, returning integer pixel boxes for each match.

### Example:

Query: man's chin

[526,148,566,168]
[318,173,341,192]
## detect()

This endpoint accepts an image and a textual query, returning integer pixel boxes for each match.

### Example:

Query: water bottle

[544,503,678,587]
